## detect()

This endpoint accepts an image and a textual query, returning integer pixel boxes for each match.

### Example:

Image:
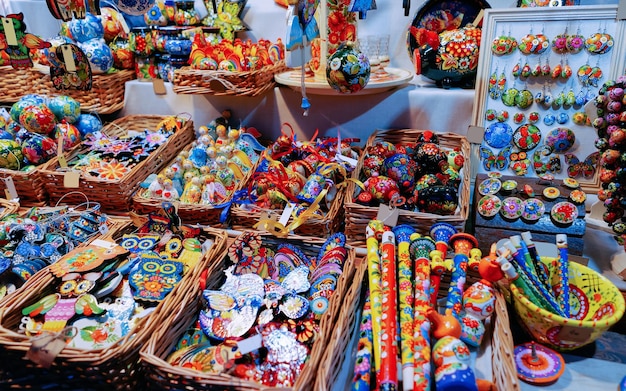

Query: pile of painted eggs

[354,130,465,215]
[593,76,626,249]
[0,94,102,169]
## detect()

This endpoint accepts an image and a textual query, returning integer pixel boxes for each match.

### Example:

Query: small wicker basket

[344,129,471,247]
[40,114,195,214]
[172,61,288,97]
[316,259,521,391]
[0,65,40,104]
[140,231,358,391]
[0,222,228,390]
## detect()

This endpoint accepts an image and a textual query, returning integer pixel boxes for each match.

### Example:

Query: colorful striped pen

[520,231,550,288]
[556,234,570,318]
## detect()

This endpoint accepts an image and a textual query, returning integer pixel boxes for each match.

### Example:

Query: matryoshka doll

[432,336,478,391]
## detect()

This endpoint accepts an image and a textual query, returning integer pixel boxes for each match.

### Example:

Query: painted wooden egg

[117,0,156,16]
[10,95,47,122]
[54,123,82,149]
[21,133,57,165]
[383,153,417,193]
[144,1,168,26]
[101,7,127,42]
[70,12,104,43]
[19,105,57,135]
[75,114,102,137]
[0,140,24,170]
[326,43,370,94]
[47,95,81,124]
[80,39,114,74]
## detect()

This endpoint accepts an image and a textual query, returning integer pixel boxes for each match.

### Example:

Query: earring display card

[472,6,626,193]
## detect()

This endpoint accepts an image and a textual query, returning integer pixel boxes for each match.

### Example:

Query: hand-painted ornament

[10,96,46,122]
[144,1,169,26]
[54,123,82,149]
[69,13,105,43]
[75,113,102,137]
[585,32,613,54]
[116,0,156,16]
[0,140,24,170]
[545,127,575,153]
[513,124,542,151]
[79,38,114,74]
[19,105,57,134]
[109,39,135,70]
[47,95,81,124]
[50,43,93,91]
[0,13,51,69]
[129,257,185,302]
[383,153,417,193]
[326,42,370,94]
[101,7,128,41]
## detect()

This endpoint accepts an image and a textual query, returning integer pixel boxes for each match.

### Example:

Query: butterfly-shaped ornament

[480,145,513,172]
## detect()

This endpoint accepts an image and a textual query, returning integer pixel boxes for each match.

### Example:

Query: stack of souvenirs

[163,231,349,387]
[0,205,109,302]
[233,126,360,235]
[0,94,100,170]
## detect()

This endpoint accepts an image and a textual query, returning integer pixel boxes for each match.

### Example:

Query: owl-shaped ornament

[49,243,129,277]
[21,271,106,335]
[0,13,51,69]
[50,43,93,91]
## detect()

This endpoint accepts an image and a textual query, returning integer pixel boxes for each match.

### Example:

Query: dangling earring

[551,59,563,80]
[489,67,499,99]
[552,25,568,55]
[561,57,572,79]
[512,57,521,78]
[541,57,551,77]
[531,58,542,77]
[543,83,554,108]
[578,57,592,86]
[515,84,533,109]
[497,68,507,97]
[567,26,584,54]
[535,85,545,104]
[521,61,531,78]
[565,85,576,107]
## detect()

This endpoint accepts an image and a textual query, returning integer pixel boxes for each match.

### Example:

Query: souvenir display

[188,35,284,72]
[164,232,349,387]
[593,76,626,250]
[473,6,626,193]
[231,125,359,236]
[407,0,491,88]
[0,205,110,303]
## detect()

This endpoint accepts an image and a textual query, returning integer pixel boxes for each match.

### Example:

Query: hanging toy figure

[0,13,51,69]
[49,43,93,91]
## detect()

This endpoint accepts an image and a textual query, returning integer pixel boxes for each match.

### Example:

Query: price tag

[152,78,167,95]
[201,238,215,254]
[57,135,67,168]
[237,333,262,355]
[0,107,10,121]
[279,202,296,227]
[336,153,358,168]
[91,239,117,250]
[3,177,18,201]
[1,18,18,46]
[376,203,399,227]
[26,330,74,368]
[557,325,592,343]
[98,224,109,235]
[63,171,80,188]
[61,44,77,72]
[466,125,485,144]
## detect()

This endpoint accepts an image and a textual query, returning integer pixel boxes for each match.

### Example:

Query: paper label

[152,78,167,95]
[91,239,117,250]
[26,331,71,368]
[279,202,296,226]
[0,107,9,121]
[57,135,67,168]
[237,333,262,355]
[61,45,77,72]
[3,177,18,200]
[376,204,399,227]
[618,0,626,20]
[2,18,18,46]
[63,171,80,188]
[466,125,485,144]
[557,324,592,343]
[98,224,109,235]
[336,153,358,168]
[201,238,215,254]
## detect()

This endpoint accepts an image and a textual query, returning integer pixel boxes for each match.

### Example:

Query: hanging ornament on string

[50,43,93,91]
[349,0,377,19]
[46,0,101,21]
[0,13,51,69]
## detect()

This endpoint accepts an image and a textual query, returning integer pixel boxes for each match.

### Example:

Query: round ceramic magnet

[479,177,502,196]
[497,110,510,123]
[528,111,540,124]
[521,198,545,221]
[543,114,556,126]
[477,194,502,218]
[500,197,524,220]
[543,186,561,200]
[485,109,497,121]
[513,124,542,151]
[488,171,502,179]
[513,113,525,124]
[569,189,587,204]
[556,113,569,124]
[484,122,513,148]
[551,201,578,224]
[562,177,579,189]
[545,127,575,153]
[501,179,518,192]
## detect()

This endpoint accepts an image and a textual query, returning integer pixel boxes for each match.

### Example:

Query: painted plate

[500,197,524,220]
[484,122,514,148]
[521,198,545,221]
[478,177,501,195]
[551,201,578,224]
[477,194,502,217]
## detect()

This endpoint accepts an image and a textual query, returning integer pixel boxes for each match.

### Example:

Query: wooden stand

[472,173,586,256]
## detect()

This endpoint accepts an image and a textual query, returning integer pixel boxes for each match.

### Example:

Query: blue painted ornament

[80,39,114,74]
[48,95,81,124]
[144,2,168,26]
[10,96,46,122]
[75,114,102,137]
[383,153,417,193]
[70,12,104,43]
[21,133,56,165]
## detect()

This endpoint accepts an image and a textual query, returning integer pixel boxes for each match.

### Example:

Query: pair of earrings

[502,85,533,109]
[491,31,518,56]
[577,63,603,87]
[489,67,507,100]
[552,27,585,54]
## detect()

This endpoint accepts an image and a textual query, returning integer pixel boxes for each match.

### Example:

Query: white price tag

[3,177,18,201]
[237,333,262,355]
[279,202,296,227]
[91,239,117,250]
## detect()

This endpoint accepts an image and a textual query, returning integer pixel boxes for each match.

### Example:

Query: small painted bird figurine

[49,244,129,277]
[0,13,51,69]
[22,272,105,334]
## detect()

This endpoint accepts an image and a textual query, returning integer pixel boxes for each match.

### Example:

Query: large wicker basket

[344,129,471,247]
[316,258,521,391]
[31,68,136,114]
[0,222,228,390]
[40,114,194,214]
[0,65,40,104]
[172,61,288,97]
[131,145,258,227]
[139,231,358,391]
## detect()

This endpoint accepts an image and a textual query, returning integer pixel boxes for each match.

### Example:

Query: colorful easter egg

[75,114,102,137]
[79,38,114,74]
[0,140,24,170]
[326,43,370,94]
[10,95,47,122]
[54,123,82,149]
[47,95,81,124]
[19,105,57,135]
[21,133,56,165]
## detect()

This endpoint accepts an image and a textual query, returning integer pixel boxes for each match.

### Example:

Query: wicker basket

[0,65,40,104]
[0,198,20,219]
[131,145,258,227]
[31,68,136,115]
[344,129,471,248]
[0,222,228,390]
[172,61,288,97]
[40,115,195,214]
[140,231,358,391]
[316,259,521,391]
